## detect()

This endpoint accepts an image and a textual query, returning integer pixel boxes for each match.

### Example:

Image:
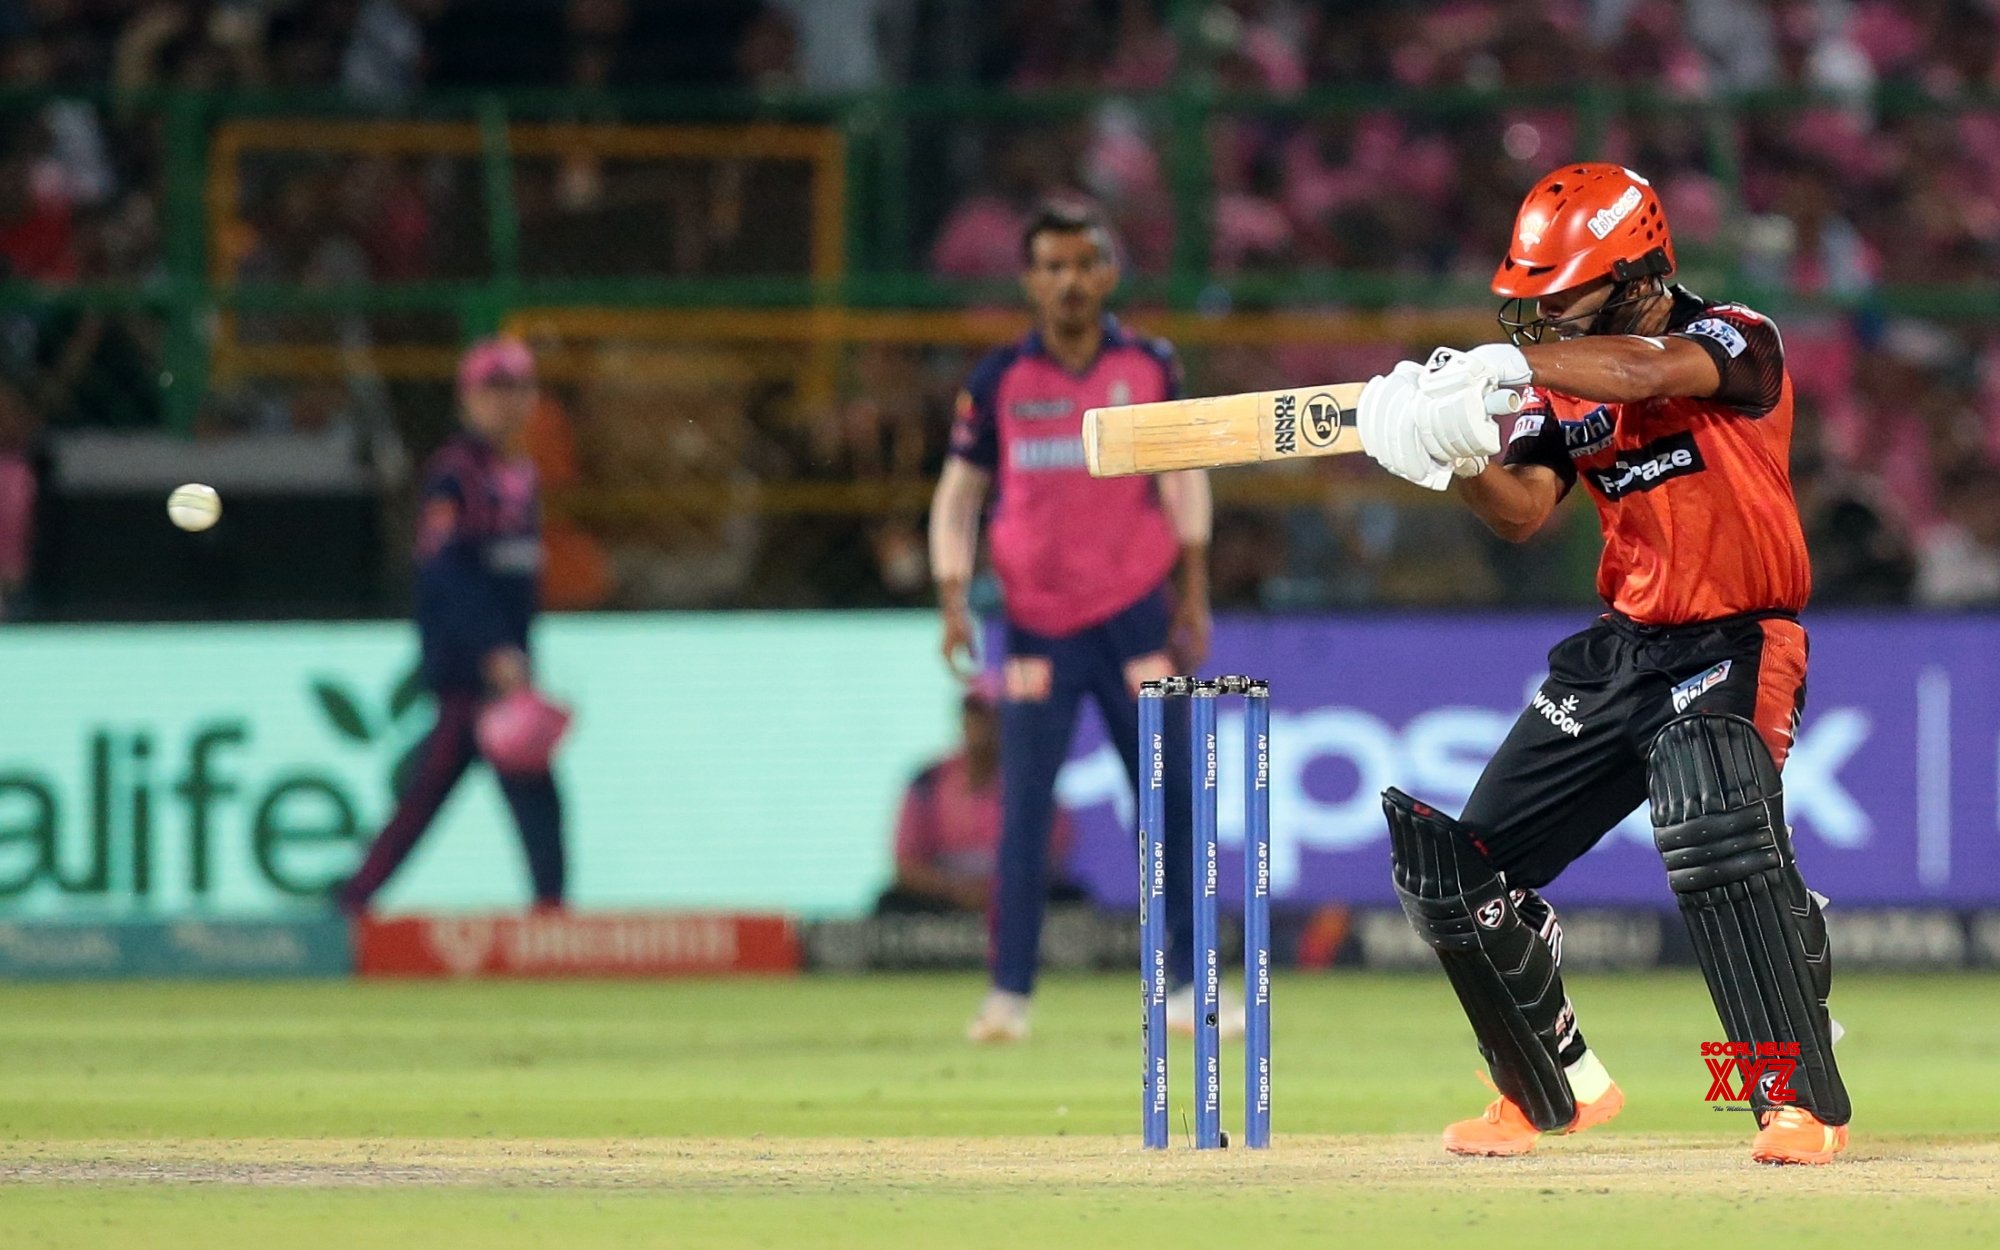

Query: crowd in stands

[2,0,2000,613]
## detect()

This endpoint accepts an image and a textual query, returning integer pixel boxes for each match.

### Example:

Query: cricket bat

[1082,383,1521,477]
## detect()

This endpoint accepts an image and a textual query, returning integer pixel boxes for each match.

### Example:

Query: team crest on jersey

[1671,660,1733,714]
[1562,405,1616,458]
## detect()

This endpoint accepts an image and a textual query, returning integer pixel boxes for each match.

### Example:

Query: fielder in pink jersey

[929,203,1218,1043]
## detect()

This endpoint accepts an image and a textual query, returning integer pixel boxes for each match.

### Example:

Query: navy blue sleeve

[948,347,1011,472]
[1141,336,1185,401]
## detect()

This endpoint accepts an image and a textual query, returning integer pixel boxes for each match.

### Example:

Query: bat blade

[1083,383,1367,476]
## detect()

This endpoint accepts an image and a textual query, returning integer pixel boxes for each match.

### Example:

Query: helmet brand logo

[1586,185,1643,240]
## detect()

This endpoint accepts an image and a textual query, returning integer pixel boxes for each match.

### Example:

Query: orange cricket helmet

[1493,164,1676,343]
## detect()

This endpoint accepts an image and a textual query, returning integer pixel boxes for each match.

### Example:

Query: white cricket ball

[167,483,222,532]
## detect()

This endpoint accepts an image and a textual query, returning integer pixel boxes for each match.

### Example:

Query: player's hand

[1169,595,1211,672]
[1423,344,1532,392]
[953,879,991,912]
[483,647,530,696]
[1413,350,1506,463]
[940,594,981,679]
[1358,363,1453,491]
[1464,343,1534,389]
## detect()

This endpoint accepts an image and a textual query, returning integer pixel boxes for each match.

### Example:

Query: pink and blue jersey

[950,316,1182,637]
[414,431,542,692]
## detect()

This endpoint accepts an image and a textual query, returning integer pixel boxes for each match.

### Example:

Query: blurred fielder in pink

[337,337,570,914]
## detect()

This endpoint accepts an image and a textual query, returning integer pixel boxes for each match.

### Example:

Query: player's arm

[1457,463,1567,542]
[1468,310,1783,414]
[417,457,521,682]
[1515,335,1720,404]
[1450,384,1574,542]
[933,366,1004,676]
[929,456,991,675]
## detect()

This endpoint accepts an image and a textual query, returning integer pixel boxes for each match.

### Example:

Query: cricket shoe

[1751,1107,1848,1165]
[1442,1065,1625,1157]
[1164,984,1246,1040]
[965,989,1031,1044]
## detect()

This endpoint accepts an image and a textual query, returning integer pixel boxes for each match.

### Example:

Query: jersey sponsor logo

[1590,431,1706,500]
[1671,659,1733,714]
[1509,412,1545,442]
[1301,393,1348,449]
[1531,689,1585,738]
[1009,397,1075,420]
[1009,436,1087,471]
[1586,184,1644,239]
[1562,404,1616,457]
[1683,317,1748,358]
[1272,393,1297,455]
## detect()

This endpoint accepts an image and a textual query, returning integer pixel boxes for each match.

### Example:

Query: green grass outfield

[0,971,1996,1248]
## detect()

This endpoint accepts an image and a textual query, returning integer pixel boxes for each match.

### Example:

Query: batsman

[1357,164,1850,1165]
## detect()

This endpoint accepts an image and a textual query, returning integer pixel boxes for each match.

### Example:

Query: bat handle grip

[1484,389,1524,417]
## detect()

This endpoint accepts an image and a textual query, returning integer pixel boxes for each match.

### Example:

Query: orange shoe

[1752,1106,1848,1165]
[1442,1074,1625,1157]
[1571,1078,1625,1131]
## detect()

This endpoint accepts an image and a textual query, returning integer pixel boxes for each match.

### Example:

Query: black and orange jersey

[1501,287,1808,626]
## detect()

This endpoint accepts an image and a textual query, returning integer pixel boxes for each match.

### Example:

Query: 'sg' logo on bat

[1303,394,1346,449]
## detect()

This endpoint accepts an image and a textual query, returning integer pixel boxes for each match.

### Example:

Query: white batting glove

[1358,363,1452,492]
[1470,342,1533,387]
[1410,358,1504,463]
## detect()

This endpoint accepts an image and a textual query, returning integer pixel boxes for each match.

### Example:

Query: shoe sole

[1753,1130,1847,1165]
[1753,1148,1842,1165]
[1443,1136,1539,1157]
[1752,1123,1847,1165]
[1752,1141,1845,1165]
[1442,1084,1622,1158]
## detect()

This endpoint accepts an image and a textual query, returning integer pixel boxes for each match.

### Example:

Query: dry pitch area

[4,1132,1998,1191]
[0,974,1995,1247]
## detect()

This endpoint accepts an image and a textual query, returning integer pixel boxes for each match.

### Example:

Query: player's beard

[1527,280,1665,341]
